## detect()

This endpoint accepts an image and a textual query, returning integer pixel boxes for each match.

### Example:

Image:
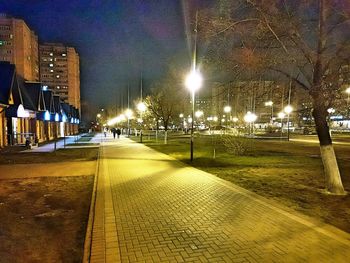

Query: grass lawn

[0,176,94,262]
[0,148,98,262]
[135,132,350,233]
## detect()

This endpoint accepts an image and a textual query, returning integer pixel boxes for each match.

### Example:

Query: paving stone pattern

[90,137,350,263]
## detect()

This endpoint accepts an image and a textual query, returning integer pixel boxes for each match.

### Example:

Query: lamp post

[278,111,286,139]
[137,102,146,142]
[224,105,232,133]
[244,111,257,136]
[284,105,293,141]
[265,101,274,124]
[125,109,133,138]
[185,70,202,162]
[346,87,350,117]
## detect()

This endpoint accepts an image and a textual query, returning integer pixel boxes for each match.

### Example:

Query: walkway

[89,135,350,262]
[23,135,82,153]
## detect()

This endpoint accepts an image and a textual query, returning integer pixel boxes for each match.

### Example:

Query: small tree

[145,75,186,144]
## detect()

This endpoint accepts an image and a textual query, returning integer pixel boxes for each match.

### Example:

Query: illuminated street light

[137,102,146,142]
[195,110,203,118]
[244,111,257,136]
[97,113,101,118]
[224,106,231,113]
[185,70,202,162]
[125,109,133,138]
[185,70,202,93]
[265,101,274,123]
[284,105,293,141]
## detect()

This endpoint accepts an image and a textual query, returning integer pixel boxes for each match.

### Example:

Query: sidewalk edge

[82,146,101,263]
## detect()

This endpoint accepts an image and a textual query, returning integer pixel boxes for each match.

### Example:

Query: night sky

[0,0,202,121]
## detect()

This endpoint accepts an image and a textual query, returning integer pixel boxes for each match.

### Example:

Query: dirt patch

[0,176,94,263]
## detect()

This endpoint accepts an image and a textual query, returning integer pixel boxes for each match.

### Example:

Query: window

[50,69,54,72]
[49,52,53,56]
[56,75,60,78]
[62,53,67,57]
[49,63,53,67]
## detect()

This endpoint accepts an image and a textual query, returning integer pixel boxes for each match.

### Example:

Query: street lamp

[224,106,232,132]
[244,111,257,136]
[346,87,350,117]
[278,111,286,138]
[125,109,133,137]
[137,102,146,142]
[265,101,274,123]
[185,70,202,162]
[284,105,293,141]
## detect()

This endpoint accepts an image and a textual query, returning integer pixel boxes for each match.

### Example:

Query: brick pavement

[89,136,350,262]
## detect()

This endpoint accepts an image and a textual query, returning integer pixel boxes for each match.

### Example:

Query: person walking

[116,128,121,139]
[111,127,117,139]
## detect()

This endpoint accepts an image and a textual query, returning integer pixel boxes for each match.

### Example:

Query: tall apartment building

[39,43,81,112]
[0,14,39,81]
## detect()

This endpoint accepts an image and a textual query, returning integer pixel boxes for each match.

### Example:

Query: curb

[82,146,101,263]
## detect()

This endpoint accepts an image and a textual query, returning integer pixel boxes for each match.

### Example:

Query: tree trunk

[312,105,346,195]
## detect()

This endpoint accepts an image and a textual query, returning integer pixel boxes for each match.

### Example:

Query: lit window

[49,58,53,61]
[49,64,53,67]
[56,75,60,78]
[50,52,53,56]
[57,86,60,89]
[62,53,66,57]
[50,69,53,72]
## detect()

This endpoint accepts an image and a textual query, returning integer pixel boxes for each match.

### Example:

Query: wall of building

[0,15,39,81]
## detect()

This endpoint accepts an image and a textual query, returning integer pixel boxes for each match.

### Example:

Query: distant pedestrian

[103,127,108,137]
[116,128,121,139]
[111,128,117,139]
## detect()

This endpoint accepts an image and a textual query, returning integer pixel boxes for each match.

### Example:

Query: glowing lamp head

[265,101,273,106]
[137,102,146,112]
[179,113,184,118]
[213,116,218,122]
[244,111,257,123]
[185,70,202,92]
[346,87,350,94]
[284,105,293,114]
[97,113,101,118]
[224,106,232,113]
[278,112,286,119]
[195,110,203,118]
[125,109,133,119]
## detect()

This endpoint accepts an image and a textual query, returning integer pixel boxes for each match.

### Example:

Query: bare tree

[201,0,350,194]
[145,70,186,144]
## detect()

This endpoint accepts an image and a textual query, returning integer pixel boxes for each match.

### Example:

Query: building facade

[39,43,81,112]
[0,14,39,81]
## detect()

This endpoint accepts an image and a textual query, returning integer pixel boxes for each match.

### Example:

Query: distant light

[179,113,184,118]
[265,101,273,106]
[327,108,335,114]
[213,116,218,122]
[17,104,29,118]
[62,53,67,57]
[346,87,350,94]
[44,111,50,121]
[284,105,293,114]
[244,111,257,123]
[185,70,202,92]
[62,114,67,123]
[278,112,286,119]
[195,110,203,118]
[42,85,48,91]
[55,113,59,122]
[137,102,146,112]
[224,106,231,113]
[232,117,239,122]
[49,63,53,67]
[125,109,133,119]
[97,113,101,118]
